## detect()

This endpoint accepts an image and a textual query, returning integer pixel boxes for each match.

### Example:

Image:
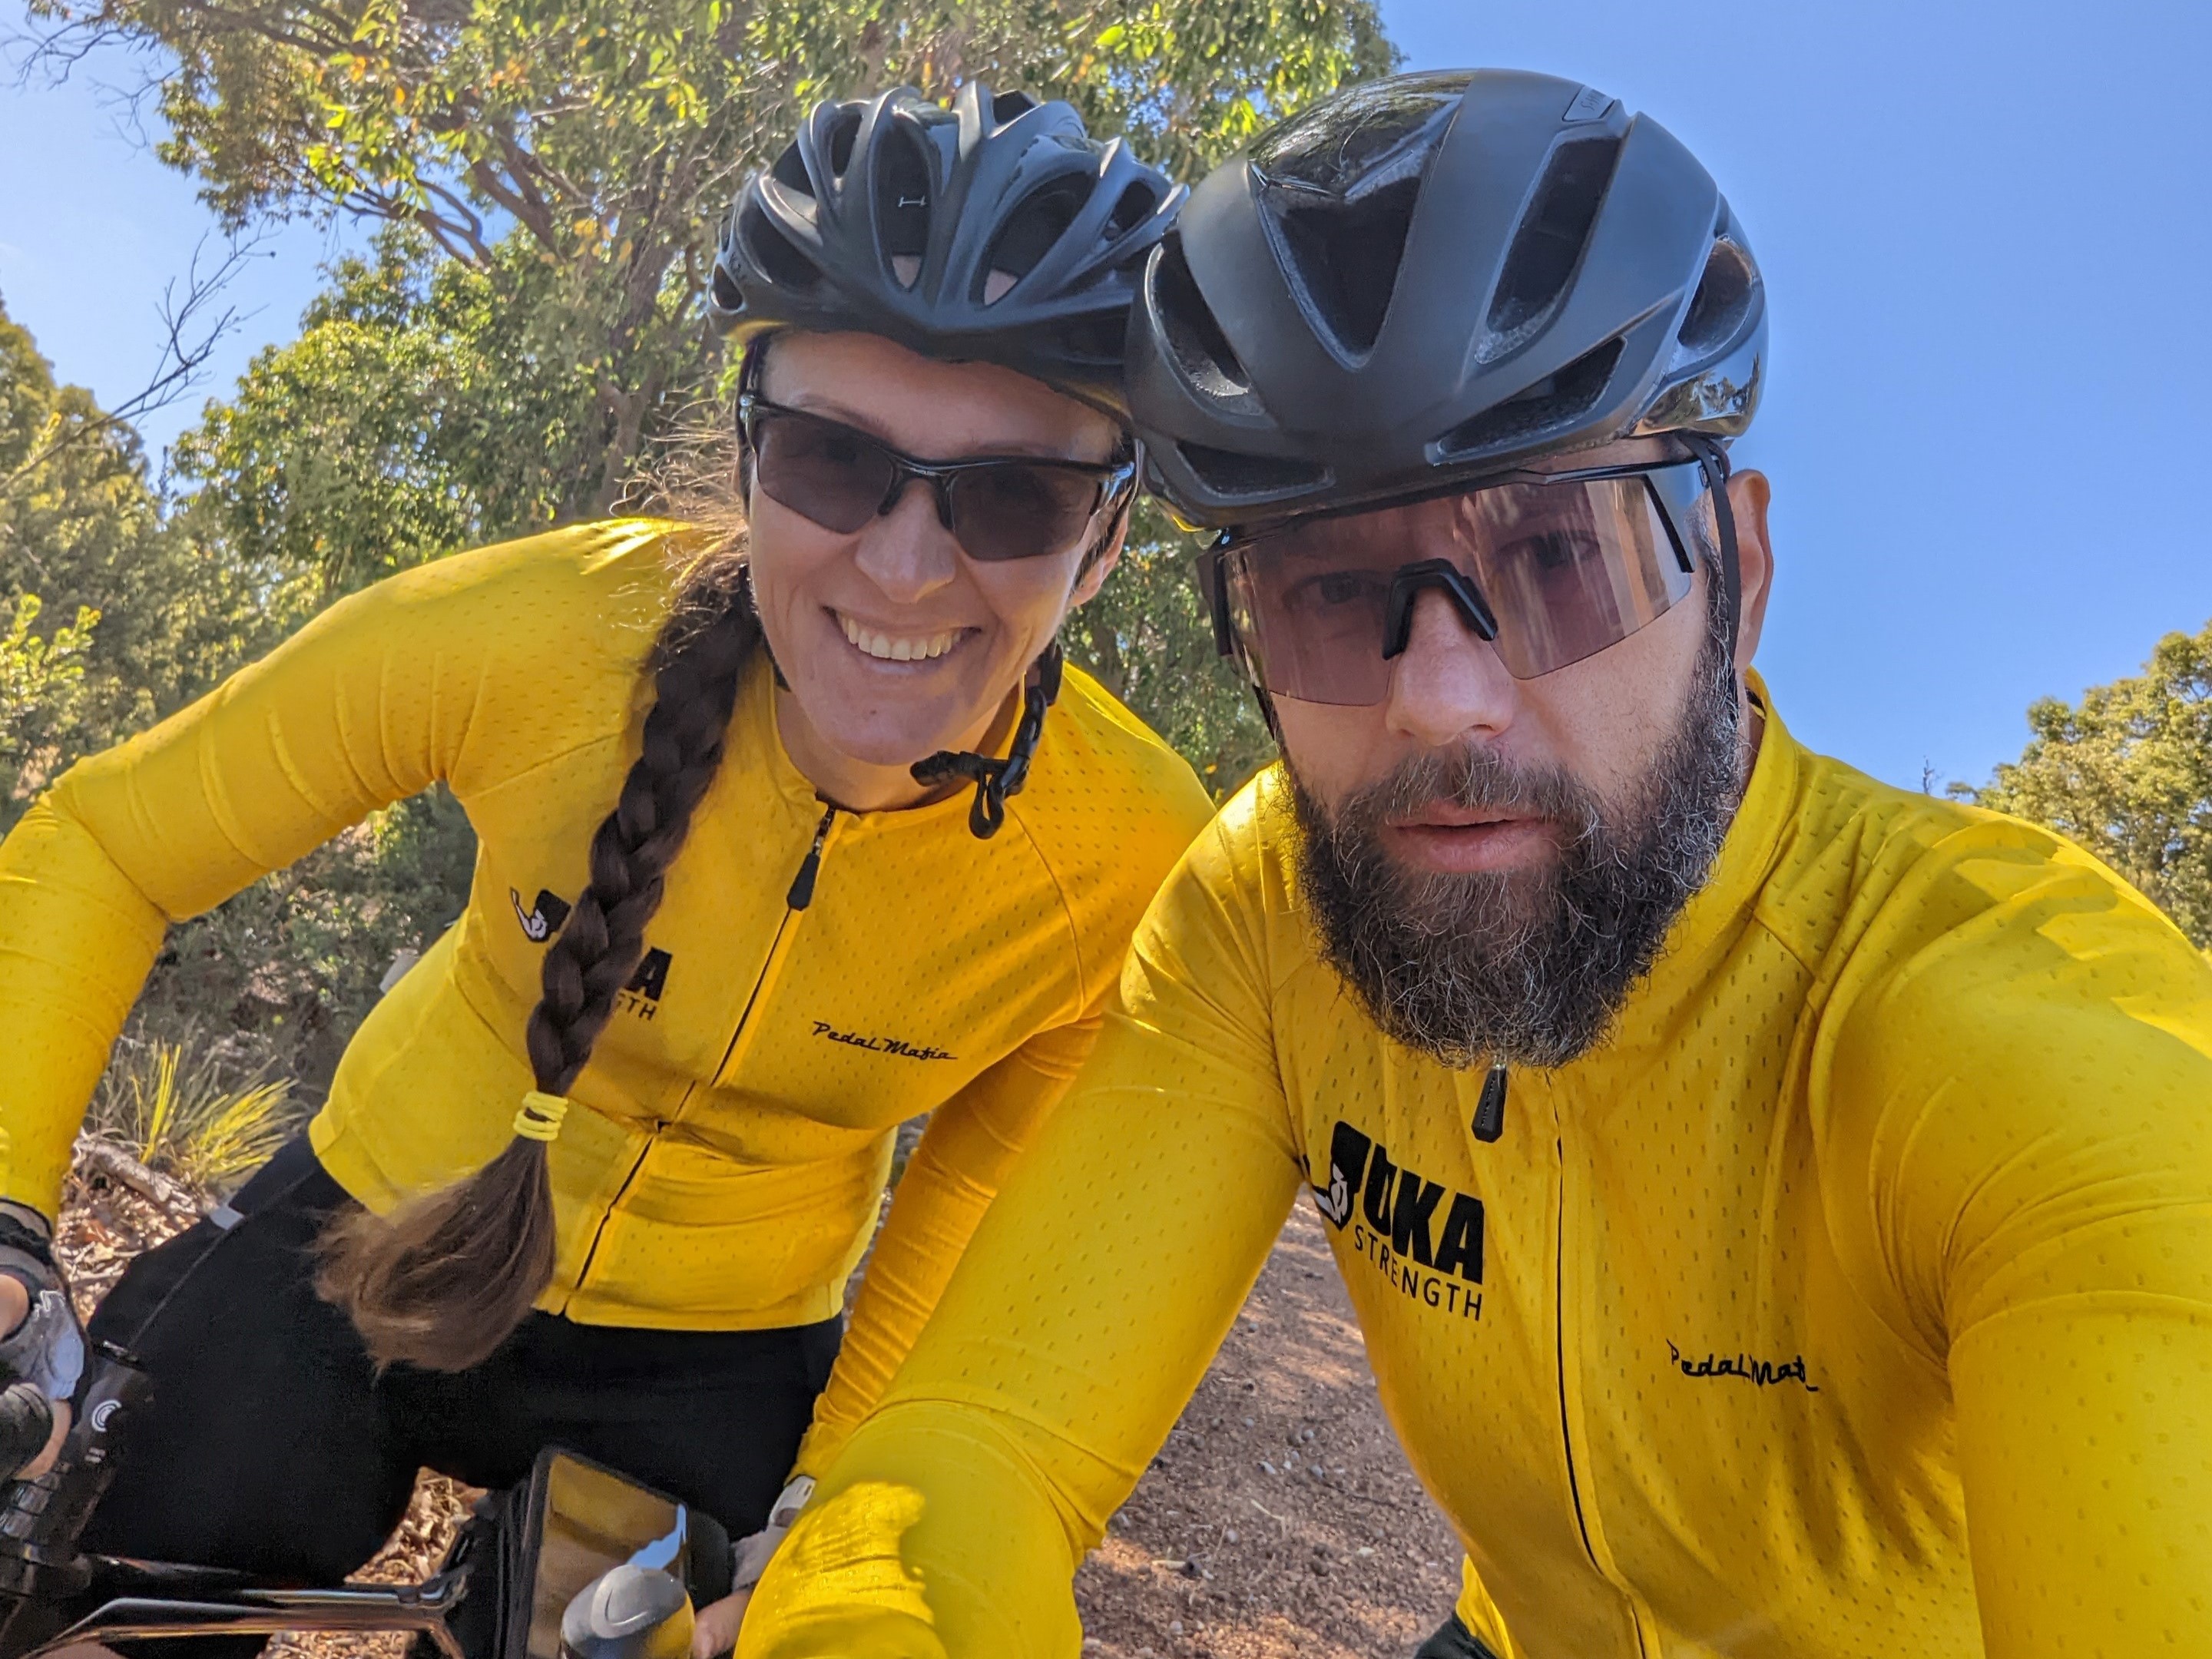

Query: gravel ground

[53,1151,1459,1657]
[1071,1203,1458,1659]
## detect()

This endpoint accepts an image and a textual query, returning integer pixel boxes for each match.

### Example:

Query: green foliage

[30,0,1392,512]
[137,786,479,1094]
[9,0,1402,1091]
[1,292,305,818]
[0,593,101,809]
[89,1031,305,1194]
[1063,502,1273,797]
[3,298,478,1090]
[1958,620,2212,949]
[173,227,594,588]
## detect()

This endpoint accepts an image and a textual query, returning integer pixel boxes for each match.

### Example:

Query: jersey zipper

[1553,1119,1652,1659]
[1553,1131,1601,1574]
[568,803,840,1296]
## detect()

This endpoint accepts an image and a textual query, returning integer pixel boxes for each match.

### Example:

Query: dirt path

[1073,1202,1459,1659]
[55,1154,1458,1657]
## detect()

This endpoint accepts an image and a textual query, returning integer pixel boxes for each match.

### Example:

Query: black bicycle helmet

[710,82,1185,419]
[1127,68,1765,527]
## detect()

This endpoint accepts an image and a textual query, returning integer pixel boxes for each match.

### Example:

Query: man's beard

[1289,594,1745,1071]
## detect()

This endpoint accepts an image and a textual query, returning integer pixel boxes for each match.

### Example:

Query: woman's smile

[832,608,978,665]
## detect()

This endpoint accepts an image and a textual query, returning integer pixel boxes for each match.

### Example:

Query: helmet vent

[1482,136,1623,353]
[1105,180,1160,244]
[1435,336,1624,460]
[979,174,1090,305]
[1151,237,1252,402]
[874,127,933,289]
[1271,174,1420,360]
[710,262,745,315]
[826,108,863,180]
[1177,442,1328,499]
[770,141,813,200]
[1677,237,1754,355]
[991,90,1038,127]
[737,200,820,295]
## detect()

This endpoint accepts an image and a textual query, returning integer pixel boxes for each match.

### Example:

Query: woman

[0,81,1209,1608]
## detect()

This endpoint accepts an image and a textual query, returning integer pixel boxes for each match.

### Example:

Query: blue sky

[3,0,2208,791]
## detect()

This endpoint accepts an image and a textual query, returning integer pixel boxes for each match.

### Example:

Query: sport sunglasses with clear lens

[737,394,1136,565]
[1204,459,1714,707]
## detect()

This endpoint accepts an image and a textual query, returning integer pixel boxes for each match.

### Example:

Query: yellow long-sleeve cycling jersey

[0,519,1214,1475]
[740,689,2212,1659]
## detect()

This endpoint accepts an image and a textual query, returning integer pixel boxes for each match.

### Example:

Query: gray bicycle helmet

[1127,68,1766,525]
[710,82,1185,419]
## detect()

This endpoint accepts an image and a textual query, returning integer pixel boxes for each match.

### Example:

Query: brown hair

[316,540,760,1371]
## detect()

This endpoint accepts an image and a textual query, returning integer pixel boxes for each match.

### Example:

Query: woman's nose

[852,481,961,604]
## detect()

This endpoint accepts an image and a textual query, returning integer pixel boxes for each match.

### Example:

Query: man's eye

[1298,571,1383,608]
[1507,530,1594,571]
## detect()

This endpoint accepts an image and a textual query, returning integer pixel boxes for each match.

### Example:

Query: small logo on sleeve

[512,887,572,942]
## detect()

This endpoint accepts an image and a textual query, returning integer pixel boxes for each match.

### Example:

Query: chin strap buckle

[910,641,1065,839]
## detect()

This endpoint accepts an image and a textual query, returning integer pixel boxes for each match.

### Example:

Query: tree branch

[2,233,269,488]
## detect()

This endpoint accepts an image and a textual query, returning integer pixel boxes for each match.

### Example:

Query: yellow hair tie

[514,1091,570,1143]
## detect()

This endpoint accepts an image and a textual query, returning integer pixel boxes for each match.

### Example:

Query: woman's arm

[0,525,664,1216]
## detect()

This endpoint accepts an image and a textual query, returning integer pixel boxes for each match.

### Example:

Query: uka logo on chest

[512,888,671,1022]
[1311,1120,1485,1320]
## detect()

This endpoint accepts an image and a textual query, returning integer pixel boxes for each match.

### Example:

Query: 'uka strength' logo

[511,887,671,1022]
[1312,1121,1485,1320]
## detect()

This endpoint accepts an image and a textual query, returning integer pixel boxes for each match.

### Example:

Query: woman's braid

[316,555,760,1372]
[525,589,759,1091]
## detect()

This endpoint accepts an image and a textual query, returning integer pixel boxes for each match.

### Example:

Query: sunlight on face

[744,330,1124,810]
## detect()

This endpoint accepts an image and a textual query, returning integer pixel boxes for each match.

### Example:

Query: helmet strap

[910,641,1065,839]
[1681,434,1742,665]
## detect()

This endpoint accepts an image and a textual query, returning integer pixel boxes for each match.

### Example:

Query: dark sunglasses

[1200,456,1721,706]
[736,394,1136,565]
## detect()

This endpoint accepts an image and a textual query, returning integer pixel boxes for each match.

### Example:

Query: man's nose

[1383,588,1521,747]
[852,480,961,604]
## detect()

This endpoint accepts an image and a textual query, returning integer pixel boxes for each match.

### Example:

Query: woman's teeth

[839,613,965,663]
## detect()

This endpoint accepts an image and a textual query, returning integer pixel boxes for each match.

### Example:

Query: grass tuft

[90,1032,304,1197]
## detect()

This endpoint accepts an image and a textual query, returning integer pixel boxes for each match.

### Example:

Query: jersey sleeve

[791,1008,1104,1481]
[0,527,662,1215]
[739,810,1305,1659]
[1817,826,2212,1657]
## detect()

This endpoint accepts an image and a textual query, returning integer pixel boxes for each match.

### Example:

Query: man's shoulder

[1761,740,2210,1089]
[1755,740,2177,982]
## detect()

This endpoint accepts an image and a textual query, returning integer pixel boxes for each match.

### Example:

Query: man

[737,70,2212,1659]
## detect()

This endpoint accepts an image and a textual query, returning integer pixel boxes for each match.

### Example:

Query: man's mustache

[1349,743,1605,845]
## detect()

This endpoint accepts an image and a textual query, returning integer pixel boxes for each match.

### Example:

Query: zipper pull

[1472,1060,1508,1144]
[786,806,836,911]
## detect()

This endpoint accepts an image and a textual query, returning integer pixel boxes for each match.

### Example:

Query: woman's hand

[0,1277,73,1479]
[689,1587,751,1659]
[690,1473,815,1658]
[0,1208,84,1481]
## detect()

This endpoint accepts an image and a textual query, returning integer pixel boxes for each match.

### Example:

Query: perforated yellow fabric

[0,522,1214,1467]
[740,696,2212,1659]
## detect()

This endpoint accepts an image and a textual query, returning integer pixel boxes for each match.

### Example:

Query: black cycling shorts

[81,1137,840,1589]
